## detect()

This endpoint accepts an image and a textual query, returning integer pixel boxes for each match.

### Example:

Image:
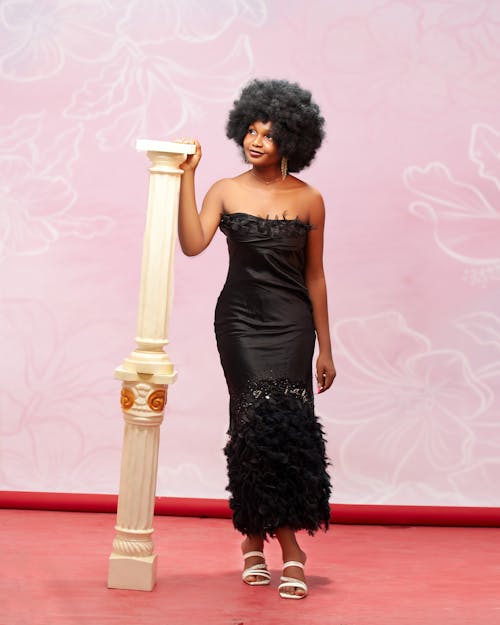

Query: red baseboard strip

[0,491,119,514]
[1,491,499,527]
[332,504,500,527]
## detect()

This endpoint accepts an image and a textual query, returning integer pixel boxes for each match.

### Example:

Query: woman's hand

[316,353,336,393]
[175,138,202,172]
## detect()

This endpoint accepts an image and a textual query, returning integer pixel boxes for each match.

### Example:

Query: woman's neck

[250,166,284,185]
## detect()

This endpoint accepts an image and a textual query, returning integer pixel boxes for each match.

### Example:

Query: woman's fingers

[173,138,201,153]
[322,369,335,391]
[174,138,200,148]
[316,365,336,393]
[173,138,202,169]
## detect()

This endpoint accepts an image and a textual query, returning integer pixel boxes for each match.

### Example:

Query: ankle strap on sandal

[243,551,265,559]
[282,560,305,569]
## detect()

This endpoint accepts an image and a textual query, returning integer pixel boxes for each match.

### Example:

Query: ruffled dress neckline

[220,212,312,234]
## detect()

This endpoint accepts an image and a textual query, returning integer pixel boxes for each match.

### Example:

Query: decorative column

[108,139,196,591]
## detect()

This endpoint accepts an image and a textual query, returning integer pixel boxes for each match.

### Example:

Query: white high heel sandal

[278,561,308,599]
[241,550,271,586]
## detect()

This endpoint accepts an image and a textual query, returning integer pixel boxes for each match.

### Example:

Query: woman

[177,79,335,599]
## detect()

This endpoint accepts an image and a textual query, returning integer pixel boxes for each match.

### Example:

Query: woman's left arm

[305,191,336,393]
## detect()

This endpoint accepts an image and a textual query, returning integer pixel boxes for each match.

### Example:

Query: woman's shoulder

[204,177,237,201]
[207,176,232,189]
[287,177,323,201]
[207,175,244,193]
[285,178,325,225]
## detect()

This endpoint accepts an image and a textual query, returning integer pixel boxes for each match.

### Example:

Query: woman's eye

[265,135,273,141]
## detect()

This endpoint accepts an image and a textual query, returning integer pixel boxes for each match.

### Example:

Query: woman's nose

[252,134,263,146]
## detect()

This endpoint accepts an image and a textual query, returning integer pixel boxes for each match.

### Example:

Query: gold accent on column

[121,387,135,410]
[147,389,166,412]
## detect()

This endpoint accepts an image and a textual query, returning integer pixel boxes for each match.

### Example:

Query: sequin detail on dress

[224,378,331,537]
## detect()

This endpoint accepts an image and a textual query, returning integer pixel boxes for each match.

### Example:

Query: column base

[107,553,157,591]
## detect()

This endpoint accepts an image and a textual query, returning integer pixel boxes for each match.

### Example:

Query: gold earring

[281,156,288,180]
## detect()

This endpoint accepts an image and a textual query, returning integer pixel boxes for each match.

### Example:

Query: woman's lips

[248,150,263,157]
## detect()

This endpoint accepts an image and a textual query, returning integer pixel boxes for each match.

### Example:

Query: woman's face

[243,120,280,167]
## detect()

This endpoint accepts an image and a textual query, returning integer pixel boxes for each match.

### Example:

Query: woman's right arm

[178,139,224,256]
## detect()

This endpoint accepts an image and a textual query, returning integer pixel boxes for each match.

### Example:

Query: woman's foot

[275,527,308,598]
[280,548,307,598]
[241,536,269,585]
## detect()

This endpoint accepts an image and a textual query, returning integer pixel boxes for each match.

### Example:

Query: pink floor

[2,509,499,625]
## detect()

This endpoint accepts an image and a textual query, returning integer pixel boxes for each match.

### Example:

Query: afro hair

[226,79,325,173]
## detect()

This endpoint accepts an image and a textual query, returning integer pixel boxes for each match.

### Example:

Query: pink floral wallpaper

[1,0,499,507]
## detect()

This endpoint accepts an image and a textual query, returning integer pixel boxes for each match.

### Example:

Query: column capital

[136,139,197,154]
[136,139,196,174]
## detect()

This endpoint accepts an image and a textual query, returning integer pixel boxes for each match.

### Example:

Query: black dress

[215,212,331,538]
